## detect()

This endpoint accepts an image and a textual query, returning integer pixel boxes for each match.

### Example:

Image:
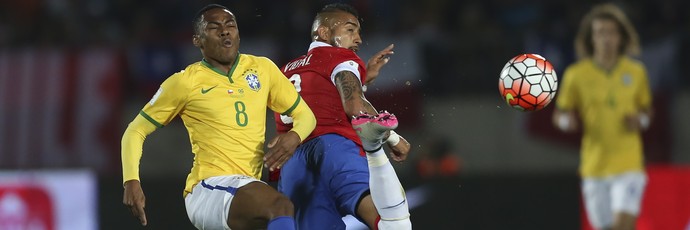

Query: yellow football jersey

[557,56,652,177]
[138,53,307,196]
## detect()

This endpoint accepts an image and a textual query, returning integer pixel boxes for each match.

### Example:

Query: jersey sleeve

[635,65,652,109]
[121,71,190,184]
[556,66,578,111]
[329,60,362,85]
[139,71,190,127]
[121,114,157,184]
[264,58,316,141]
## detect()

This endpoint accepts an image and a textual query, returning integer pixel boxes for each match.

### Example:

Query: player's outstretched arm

[364,44,394,86]
[121,115,157,226]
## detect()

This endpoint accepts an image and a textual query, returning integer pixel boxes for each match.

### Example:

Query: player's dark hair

[193,4,231,36]
[575,3,640,59]
[311,3,361,40]
[318,3,360,20]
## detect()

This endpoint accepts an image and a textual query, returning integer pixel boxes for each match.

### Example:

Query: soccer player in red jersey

[274,3,412,230]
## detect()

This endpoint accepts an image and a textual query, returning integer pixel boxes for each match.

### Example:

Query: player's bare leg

[228,182,295,230]
[353,112,411,230]
[356,195,379,228]
[612,212,636,230]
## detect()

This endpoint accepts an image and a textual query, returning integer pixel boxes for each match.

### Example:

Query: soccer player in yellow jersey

[553,4,652,230]
[121,4,316,230]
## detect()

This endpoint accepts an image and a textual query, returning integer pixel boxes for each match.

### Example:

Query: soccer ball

[498,54,558,111]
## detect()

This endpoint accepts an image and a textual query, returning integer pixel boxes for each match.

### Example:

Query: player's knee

[267,194,294,218]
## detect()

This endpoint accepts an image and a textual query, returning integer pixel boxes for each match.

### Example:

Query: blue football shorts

[278,134,370,230]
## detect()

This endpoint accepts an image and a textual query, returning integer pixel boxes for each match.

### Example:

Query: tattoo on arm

[335,71,360,101]
[335,71,377,115]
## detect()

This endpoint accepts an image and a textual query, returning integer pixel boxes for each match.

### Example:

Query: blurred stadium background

[1,0,689,229]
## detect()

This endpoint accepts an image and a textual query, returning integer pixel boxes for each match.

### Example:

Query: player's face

[328,13,362,52]
[197,8,240,64]
[591,18,621,57]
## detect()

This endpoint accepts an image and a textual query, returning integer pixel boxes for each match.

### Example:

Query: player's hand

[123,180,147,226]
[553,110,578,133]
[624,114,641,131]
[265,131,301,172]
[388,135,410,162]
[365,44,394,85]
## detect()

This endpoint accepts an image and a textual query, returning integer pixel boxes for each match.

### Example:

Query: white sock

[366,149,410,224]
[378,218,412,230]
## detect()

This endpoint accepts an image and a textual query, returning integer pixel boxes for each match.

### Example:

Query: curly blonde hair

[574,3,641,59]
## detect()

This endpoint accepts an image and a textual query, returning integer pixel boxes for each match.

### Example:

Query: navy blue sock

[267,216,295,230]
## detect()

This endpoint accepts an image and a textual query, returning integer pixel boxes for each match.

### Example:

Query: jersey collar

[308,41,332,51]
[590,57,623,76]
[201,52,241,83]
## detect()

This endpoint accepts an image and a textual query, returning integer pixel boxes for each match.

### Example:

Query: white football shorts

[582,171,647,229]
[184,175,263,230]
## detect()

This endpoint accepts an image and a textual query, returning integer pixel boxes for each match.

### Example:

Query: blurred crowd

[2,0,687,97]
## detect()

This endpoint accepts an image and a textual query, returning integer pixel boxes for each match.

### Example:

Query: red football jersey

[275,42,367,147]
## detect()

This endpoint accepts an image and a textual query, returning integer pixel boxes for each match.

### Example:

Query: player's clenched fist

[387,132,410,162]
